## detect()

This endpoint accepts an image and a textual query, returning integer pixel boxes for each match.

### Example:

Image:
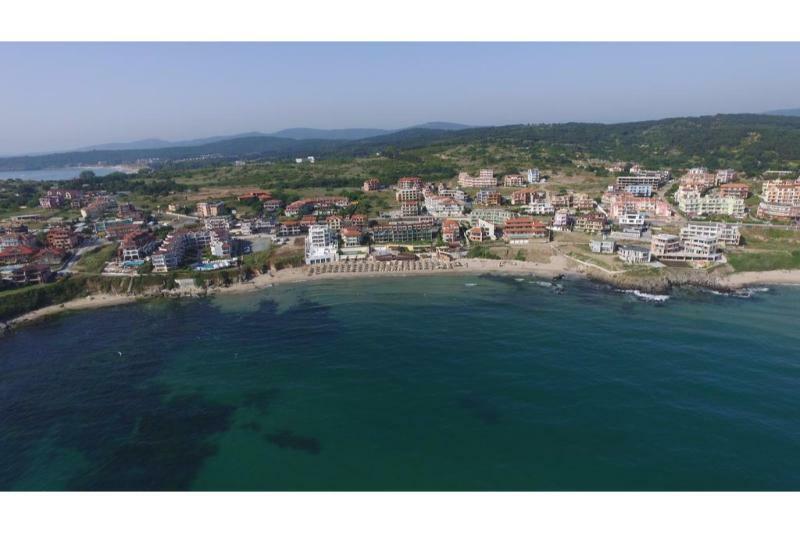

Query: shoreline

[4,258,800,333]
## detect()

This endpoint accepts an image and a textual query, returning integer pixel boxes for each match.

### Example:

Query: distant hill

[270,128,390,141]
[4,114,800,174]
[72,122,473,153]
[411,122,471,131]
[764,108,800,117]
[78,132,268,151]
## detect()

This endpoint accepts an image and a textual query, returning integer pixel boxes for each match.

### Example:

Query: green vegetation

[727,250,800,272]
[4,114,800,176]
[467,245,501,260]
[272,251,305,270]
[241,249,273,273]
[74,244,118,273]
[0,277,88,321]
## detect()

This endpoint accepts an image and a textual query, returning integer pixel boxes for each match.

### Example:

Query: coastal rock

[587,267,734,295]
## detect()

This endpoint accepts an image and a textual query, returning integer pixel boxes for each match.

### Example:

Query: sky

[1,42,800,155]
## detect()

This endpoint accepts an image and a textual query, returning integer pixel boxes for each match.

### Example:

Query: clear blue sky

[1,42,799,155]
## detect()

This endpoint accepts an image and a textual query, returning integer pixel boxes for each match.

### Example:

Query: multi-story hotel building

[457,169,496,188]
[677,191,745,218]
[304,225,339,265]
[370,217,437,244]
[502,217,549,244]
[679,222,741,246]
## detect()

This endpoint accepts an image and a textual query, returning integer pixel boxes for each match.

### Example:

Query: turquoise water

[2,275,800,490]
[0,166,121,182]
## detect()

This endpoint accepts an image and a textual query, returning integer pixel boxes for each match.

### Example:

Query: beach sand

[719,269,800,288]
[5,256,800,330]
[6,293,141,329]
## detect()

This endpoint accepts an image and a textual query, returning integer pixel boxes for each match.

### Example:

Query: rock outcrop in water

[586,265,736,295]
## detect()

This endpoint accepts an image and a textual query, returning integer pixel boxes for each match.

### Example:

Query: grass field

[74,244,118,273]
[727,250,800,272]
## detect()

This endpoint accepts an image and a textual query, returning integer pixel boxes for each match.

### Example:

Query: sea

[0,166,123,182]
[1,274,800,490]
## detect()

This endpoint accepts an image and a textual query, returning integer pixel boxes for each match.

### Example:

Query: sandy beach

[6,293,141,329]
[3,257,576,330]
[719,269,800,288]
[4,256,800,331]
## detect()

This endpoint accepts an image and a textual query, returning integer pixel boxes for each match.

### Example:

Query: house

[117,202,144,221]
[396,188,422,202]
[33,247,67,266]
[304,225,339,264]
[151,229,215,271]
[424,194,463,217]
[209,229,232,258]
[617,245,651,264]
[469,208,513,226]
[679,223,741,246]
[80,196,116,219]
[95,218,138,240]
[196,201,225,218]
[401,201,421,217]
[397,176,424,191]
[120,231,158,261]
[457,169,496,188]
[590,239,616,254]
[677,191,745,218]
[651,232,722,262]
[574,213,609,234]
[616,172,669,188]
[715,169,737,184]
[604,191,673,219]
[510,188,542,206]
[238,191,272,202]
[650,234,682,256]
[503,174,526,187]
[441,219,461,243]
[0,263,52,285]
[263,199,284,212]
[502,217,549,244]
[475,190,502,206]
[326,215,344,232]
[552,210,573,231]
[618,212,647,229]
[340,226,363,247]
[526,168,543,184]
[362,178,382,192]
[46,226,78,250]
[0,245,40,265]
[757,180,800,220]
[719,183,750,199]
[39,195,63,209]
[0,231,37,251]
[467,226,489,242]
[624,184,653,197]
[370,217,437,244]
[437,188,468,203]
[276,221,304,237]
[204,216,231,231]
[349,214,368,228]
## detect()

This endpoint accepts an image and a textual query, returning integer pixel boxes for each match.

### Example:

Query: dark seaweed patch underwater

[2,276,800,490]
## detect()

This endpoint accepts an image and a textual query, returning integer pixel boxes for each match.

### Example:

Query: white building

[677,191,746,218]
[679,222,741,246]
[527,168,542,184]
[304,225,339,265]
